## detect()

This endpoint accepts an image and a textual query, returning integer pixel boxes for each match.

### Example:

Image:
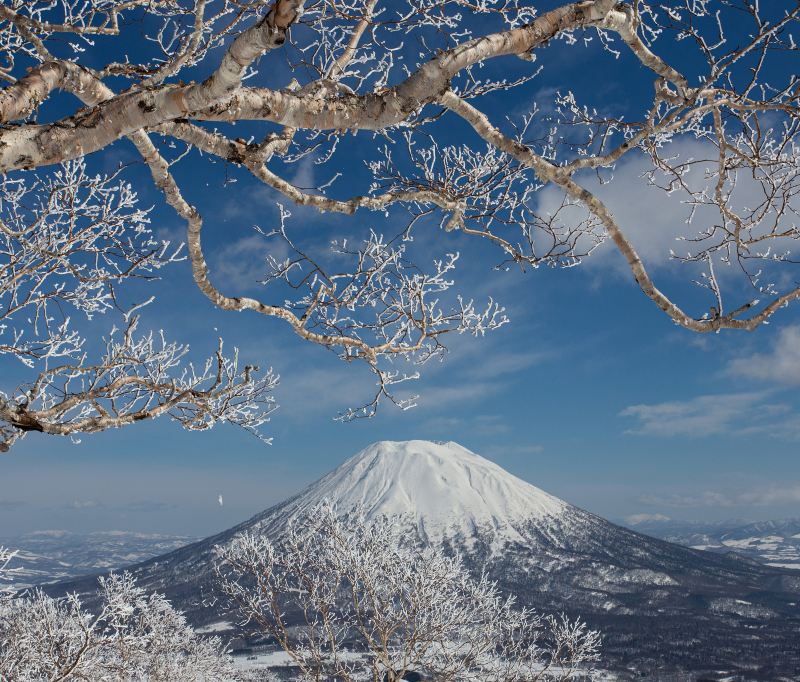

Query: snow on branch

[0,158,178,366]
[0,0,799,441]
[369,132,606,267]
[0,547,19,603]
[260,212,508,418]
[0,316,278,452]
[0,154,279,452]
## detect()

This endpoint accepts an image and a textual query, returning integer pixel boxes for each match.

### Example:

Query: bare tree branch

[1,0,799,447]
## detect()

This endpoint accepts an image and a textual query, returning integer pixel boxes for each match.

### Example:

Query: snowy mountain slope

[245,440,567,545]
[46,440,800,680]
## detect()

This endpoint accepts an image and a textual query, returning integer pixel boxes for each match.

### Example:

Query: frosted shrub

[216,503,601,681]
[0,557,236,682]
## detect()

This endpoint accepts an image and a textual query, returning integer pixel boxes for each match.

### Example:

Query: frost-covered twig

[0,159,176,366]
[258,215,507,418]
[0,317,278,452]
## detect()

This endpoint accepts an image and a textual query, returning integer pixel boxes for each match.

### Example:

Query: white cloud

[727,325,800,386]
[422,414,512,436]
[624,513,671,525]
[155,223,186,251]
[290,156,316,190]
[212,233,289,291]
[275,363,372,421]
[638,484,800,508]
[534,139,717,274]
[68,499,101,509]
[465,348,551,381]
[214,185,275,222]
[534,137,797,318]
[373,326,557,416]
[412,381,501,410]
[619,391,779,437]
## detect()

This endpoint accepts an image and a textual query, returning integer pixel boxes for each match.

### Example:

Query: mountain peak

[271,439,568,543]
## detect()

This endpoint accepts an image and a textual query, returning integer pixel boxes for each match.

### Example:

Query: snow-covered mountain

[253,440,567,544]
[48,440,800,680]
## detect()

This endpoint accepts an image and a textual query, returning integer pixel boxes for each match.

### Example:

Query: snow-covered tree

[1,0,799,447]
[216,504,602,681]
[0,560,237,682]
[0,548,17,605]
[0,156,279,452]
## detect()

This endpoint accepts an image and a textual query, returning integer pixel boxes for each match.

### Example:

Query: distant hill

[624,517,800,570]
[0,530,194,589]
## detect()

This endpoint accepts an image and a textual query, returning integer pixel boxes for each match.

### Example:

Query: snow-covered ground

[231,648,616,681]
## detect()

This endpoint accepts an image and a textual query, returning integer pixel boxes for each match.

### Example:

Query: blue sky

[2,2,799,538]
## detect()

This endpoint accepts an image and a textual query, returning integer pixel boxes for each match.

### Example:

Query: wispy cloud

[727,325,800,386]
[212,233,287,291]
[620,327,800,441]
[638,484,800,508]
[290,156,316,190]
[67,499,101,510]
[421,414,513,437]
[619,391,783,437]
[275,360,375,421]
[213,185,275,223]
[465,349,551,381]
[0,500,25,510]
[624,513,671,525]
[492,443,545,456]
[402,329,555,415]
[413,381,501,410]
[154,223,187,251]
[535,139,717,276]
